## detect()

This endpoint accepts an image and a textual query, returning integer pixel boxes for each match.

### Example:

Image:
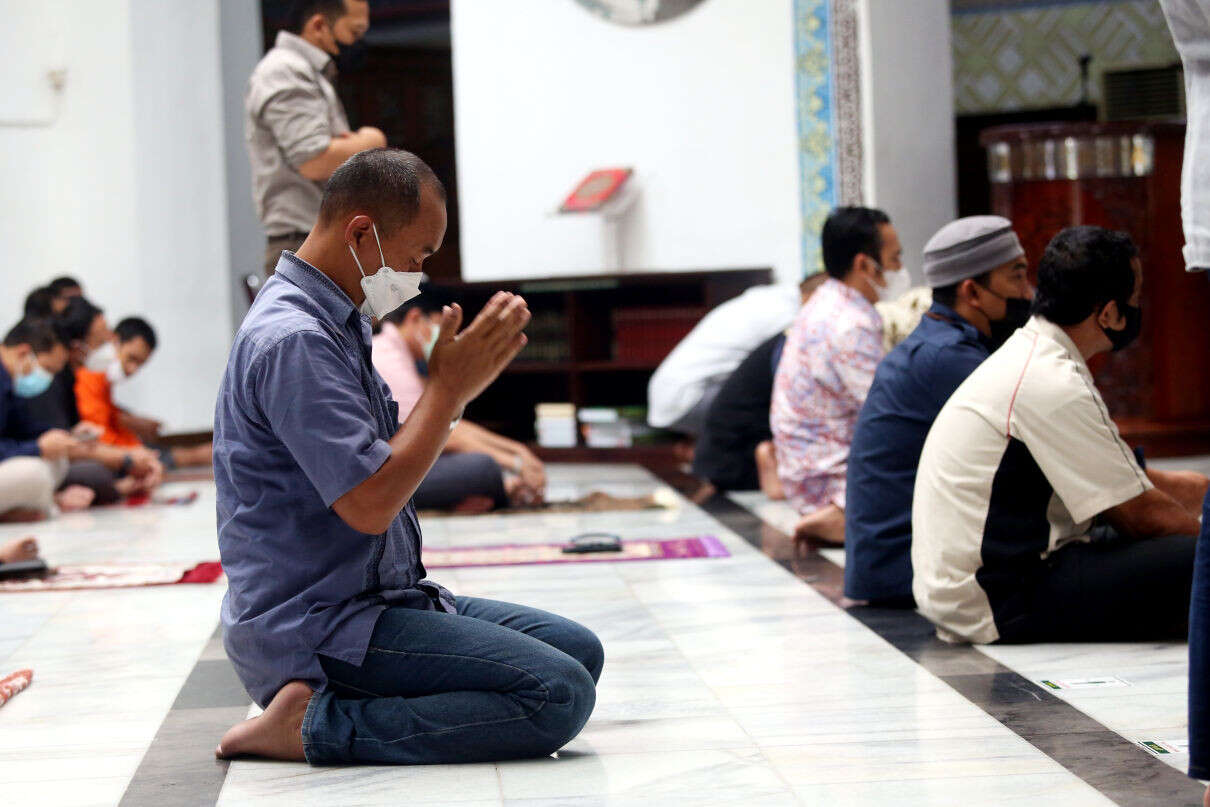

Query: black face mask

[976,283,1032,349]
[1103,303,1143,352]
[987,297,1032,348]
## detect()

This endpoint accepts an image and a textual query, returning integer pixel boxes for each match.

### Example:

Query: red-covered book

[559,168,633,213]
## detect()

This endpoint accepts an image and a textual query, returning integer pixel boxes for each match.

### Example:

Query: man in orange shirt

[75,317,211,468]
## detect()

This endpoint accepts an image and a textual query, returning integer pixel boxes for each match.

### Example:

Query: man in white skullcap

[844,216,1031,606]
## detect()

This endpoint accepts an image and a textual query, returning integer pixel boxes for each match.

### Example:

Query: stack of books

[535,403,577,448]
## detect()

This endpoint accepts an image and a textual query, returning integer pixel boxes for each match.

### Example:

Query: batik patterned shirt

[771,278,884,515]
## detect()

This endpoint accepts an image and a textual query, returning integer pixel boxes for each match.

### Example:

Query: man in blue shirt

[0,318,104,527]
[844,216,1032,606]
[214,148,602,765]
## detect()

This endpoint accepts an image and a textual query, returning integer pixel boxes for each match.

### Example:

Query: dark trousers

[1189,493,1210,778]
[413,452,507,511]
[62,460,119,505]
[308,596,602,764]
[995,530,1196,644]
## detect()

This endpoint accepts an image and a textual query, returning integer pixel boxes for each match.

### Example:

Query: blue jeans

[1190,493,1210,779]
[302,596,603,765]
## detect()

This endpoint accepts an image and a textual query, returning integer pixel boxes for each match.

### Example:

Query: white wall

[450,0,805,283]
[0,0,233,432]
[858,0,956,283]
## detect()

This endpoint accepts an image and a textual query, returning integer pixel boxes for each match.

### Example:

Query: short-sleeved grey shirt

[245,31,351,237]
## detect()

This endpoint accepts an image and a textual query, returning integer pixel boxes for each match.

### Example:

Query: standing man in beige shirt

[247,0,388,275]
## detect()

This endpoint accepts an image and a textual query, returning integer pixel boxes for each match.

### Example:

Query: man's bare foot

[0,537,39,564]
[0,508,45,524]
[216,680,311,761]
[504,475,541,508]
[793,504,845,545]
[755,442,785,501]
[54,485,95,512]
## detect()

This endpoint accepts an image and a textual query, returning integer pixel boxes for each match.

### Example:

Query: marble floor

[0,463,1200,805]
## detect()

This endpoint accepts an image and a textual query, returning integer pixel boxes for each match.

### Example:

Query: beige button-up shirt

[245,31,351,237]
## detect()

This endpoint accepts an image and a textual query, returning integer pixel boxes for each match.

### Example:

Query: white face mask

[106,358,127,385]
[348,223,423,319]
[85,340,118,372]
[876,266,912,303]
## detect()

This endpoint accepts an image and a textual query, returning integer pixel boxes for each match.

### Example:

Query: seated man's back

[646,281,803,435]
[770,276,884,515]
[844,309,987,604]
[845,215,1031,605]
[692,332,786,492]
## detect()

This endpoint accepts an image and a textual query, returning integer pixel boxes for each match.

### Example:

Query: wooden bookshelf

[438,268,772,449]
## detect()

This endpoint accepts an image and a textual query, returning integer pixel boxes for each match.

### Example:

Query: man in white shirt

[647,281,807,435]
[912,226,1208,644]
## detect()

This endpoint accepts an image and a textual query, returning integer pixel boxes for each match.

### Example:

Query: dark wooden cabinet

[437,268,772,457]
[981,121,1210,455]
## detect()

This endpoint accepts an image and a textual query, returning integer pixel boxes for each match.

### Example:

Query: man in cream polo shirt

[912,226,1209,644]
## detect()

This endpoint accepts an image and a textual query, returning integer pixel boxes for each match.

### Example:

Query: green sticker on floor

[1138,739,1189,756]
[1036,676,1131,691]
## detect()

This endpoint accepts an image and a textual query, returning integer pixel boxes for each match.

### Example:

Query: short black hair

[24,287,57,319]
[319,148,446,236]
[56,296,104,344]
[114,317,157,351]
[381,282,455,326]
[1032,226,1138,326]
[821,206,891,280]
[289,0,350,33]
[931,270,992,309]
[3,318,62,353]
[47,276,82,296]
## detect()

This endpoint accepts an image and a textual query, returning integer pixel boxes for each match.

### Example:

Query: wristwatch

[118,453,134,477]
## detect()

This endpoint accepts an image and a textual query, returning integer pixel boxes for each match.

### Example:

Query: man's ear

[344,214,373,248]
[1097,299,1124,330]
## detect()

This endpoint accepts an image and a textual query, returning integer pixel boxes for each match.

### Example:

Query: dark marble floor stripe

[655,468,1204,807]
[119,626,248,807]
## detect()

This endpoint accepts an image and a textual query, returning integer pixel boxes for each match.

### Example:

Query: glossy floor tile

[3,465,1192,805]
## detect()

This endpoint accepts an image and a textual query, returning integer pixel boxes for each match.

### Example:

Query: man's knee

[533,654,597,752]
[0,457,57,514]
[563,624,605,684]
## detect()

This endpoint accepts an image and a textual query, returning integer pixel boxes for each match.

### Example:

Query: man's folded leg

[308,598,601,765]
[996,531,1197,643]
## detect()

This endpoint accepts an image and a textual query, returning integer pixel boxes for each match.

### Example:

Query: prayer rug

[419,489,679,519]
[0,669,32,707]
[422,535,729,568]
[124,490,200,507]
[0,561,223,592]
[0,536,726,591]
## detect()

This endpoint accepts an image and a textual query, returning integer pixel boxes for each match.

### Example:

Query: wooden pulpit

[981,121,1210,456]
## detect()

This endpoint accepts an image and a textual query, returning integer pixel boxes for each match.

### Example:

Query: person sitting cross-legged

[844,216,1032,607]
[0,318,102,521]
[214,148,601,765]
[912,226,1208,644]
[372,288,546,512]
[74,317,212,469]
[770,206,905,545]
